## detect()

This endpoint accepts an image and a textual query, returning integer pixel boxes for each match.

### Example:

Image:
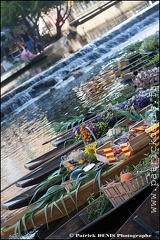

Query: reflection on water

[1,54,63,95]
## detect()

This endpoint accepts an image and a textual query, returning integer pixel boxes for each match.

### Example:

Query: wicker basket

[61,179,75,191]
[101,169,151,207]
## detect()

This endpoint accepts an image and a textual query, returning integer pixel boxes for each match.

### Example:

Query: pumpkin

[120,171,135,182]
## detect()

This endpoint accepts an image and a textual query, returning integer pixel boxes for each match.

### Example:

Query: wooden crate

[117,59,129,70]
[101,170,151,207]
[129,120,152,153]
[95,141,114,164]
[116,119,152,153]
[139,104,153,115]
[113,104,153,129]
[114,118,135,128]
[61,180,75,191]
[128,132,151,153]
[95,141,132,164]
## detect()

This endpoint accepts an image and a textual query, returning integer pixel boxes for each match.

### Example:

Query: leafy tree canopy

[1,1,77,40]
[1,1,73,27]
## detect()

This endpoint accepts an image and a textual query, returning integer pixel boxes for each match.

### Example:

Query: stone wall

[75,1,150,43]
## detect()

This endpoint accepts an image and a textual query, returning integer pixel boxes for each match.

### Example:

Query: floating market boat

[2,104,156,212]
[45,179,159,239]
[1,145,152,238]
[1,86,159,238]
[112,185,159,239]
[1,104,155,209]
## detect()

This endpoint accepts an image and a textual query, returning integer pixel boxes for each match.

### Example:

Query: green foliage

[117,150,159,176]
[139,35,159,53]
[148,53,159,65]
[114,108,144,122]
[50,114,85,133]
[29,167,69,204]
[1,0,72,39]
[125,41,143,54]
[1,1,39,27]
[87,192,113,222]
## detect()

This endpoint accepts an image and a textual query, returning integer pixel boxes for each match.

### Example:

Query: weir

[1,2,159,120]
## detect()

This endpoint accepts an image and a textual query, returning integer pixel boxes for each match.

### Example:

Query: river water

[1,2,159,222]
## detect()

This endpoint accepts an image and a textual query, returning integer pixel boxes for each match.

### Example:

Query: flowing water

[1,2,159,222]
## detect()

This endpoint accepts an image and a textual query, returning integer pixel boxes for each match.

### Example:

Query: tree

[1,1,76,43]
[51,1,73,39]
[1,1,42,40]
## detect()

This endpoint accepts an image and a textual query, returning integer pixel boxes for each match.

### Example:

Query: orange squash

[120,171,135,182]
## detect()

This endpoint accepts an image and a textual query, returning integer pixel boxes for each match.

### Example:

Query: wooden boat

[112,185,159,239]
[25,112,96,170]
[24,133,79,171]
[24,102,152,171]
[2,162,107,210]
[16,141,83,187]
[1,145,152,238]
[1,104,153,209]
[45,178,159,239]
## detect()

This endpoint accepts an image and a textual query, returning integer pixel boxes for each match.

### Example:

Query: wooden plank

[112,186,159,239]
[46,179,158,239]
[1,145,151,238]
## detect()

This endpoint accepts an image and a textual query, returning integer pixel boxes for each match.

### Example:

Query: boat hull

[1,145,151,238]
[46,178,159,239]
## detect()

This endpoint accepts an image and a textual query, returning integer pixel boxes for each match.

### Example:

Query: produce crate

[117,59,129,70]
[101,170,151,207]
[114,119,135,128]
[145,122,160,149]
[61,179,75,191]
[128,132,151,153]
[139,104,153,115]
[113,104,153,129]
[95,141,132,164]
[128,120,152,153]
[61,149,87,171]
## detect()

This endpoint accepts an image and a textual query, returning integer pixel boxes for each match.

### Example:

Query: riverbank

[1,36,71,84]
[1,2,156,89]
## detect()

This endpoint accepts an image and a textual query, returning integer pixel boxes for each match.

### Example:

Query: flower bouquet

[72,90,152,142]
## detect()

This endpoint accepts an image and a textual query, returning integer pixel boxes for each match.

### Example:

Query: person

[20,46,33,61]
[20,29,35,53]
[35,41,44,54]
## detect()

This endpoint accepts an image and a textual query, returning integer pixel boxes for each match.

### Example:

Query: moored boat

[1,145,152,238]
[45,179,159,239]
